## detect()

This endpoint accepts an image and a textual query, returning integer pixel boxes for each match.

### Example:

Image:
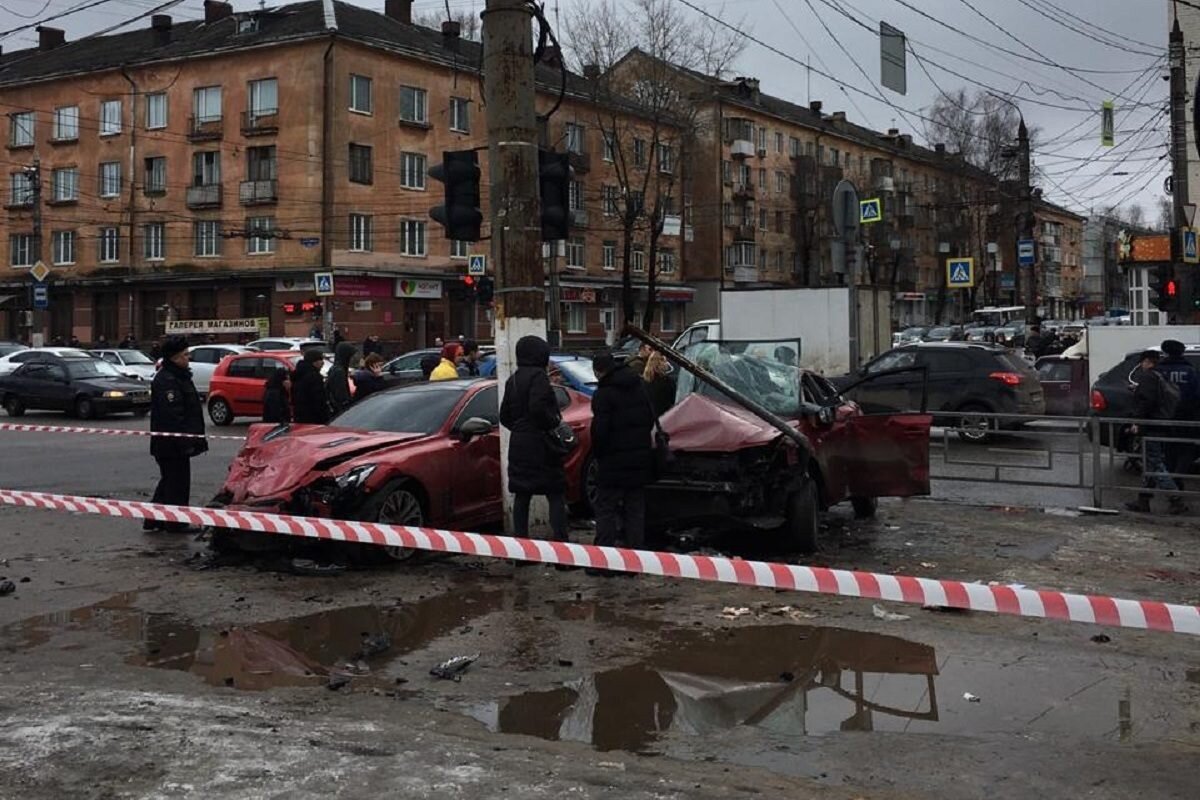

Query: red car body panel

[207,351,303,421]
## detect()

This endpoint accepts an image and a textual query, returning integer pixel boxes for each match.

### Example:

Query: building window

[450,96,470,132]
[657,248,676,274]
[789,136,800,157]
[722,202,732,226]
[248,78,278,116]
[566,237,584,269]
[247,216,275,254]
[775,171,785,193]
[757,126,767,151]
[633,138,646,168]
[100,100,122,136]
[722,159,732,183]
[349,143,372,184]
[10,233,33,266]
[832,149,841,167]
[566,123,585,154]
[399,86,428,124]
[144,157,166,194]
[52,167,78,202]
[247,146,277,180]
[632,246,646,273]
[9,111,34,147]
[145,93,167,129]
[759,248,767,268]
[400,152,426,190]
[192,151,220,186]
[775,132,783,153]
[349,213,373,251]
[775,211,784,233]
[194,220,220,257]
[400,219,426,256]
[450,239,469,258]
[350,74,373,113]
[99,162,121,197]
[757,168,766,190]
[565,303,587,334]
[602,240,616,270]
[568,179,583,211]
[9,171,33,205]
[53,106,79,140]
[193,86,222,122]
[657,143,673,174]
[143,223,165,260]
[759,208,767,231]
[98,227,119,263]
[601,185,618,216]
[602,132,615,162]
[52,230,75,265]
[660,303,677,333]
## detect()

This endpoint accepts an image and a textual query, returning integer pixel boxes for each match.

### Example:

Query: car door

[842,349,922,413]
[248,358,290,418]
[914,349,974,412]
[445,385,502,525]
[1035,358,1073,415]
[10,363,52,410]
[188,347,219,392]
[224,357,263,414]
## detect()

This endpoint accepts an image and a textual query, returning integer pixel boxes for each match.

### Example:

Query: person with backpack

[1157,339,1199,496]
[1126,350,1186,514]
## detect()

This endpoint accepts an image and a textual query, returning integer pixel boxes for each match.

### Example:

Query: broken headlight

[334,464,378,491]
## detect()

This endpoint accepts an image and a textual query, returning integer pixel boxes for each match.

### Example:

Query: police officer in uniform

[145,335,208,532]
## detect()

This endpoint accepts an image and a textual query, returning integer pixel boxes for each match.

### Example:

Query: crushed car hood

[222,425,424,504]
[660,394,795,452]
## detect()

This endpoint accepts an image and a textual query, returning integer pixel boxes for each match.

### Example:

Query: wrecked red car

[212,379,593,558]
[645,337,931,553]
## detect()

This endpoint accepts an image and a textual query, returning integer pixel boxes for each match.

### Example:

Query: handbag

[546,418,579,456]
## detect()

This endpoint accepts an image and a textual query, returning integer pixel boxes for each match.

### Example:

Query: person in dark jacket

[499,335,567,541]
[353,353,388,403]
[590,351,655,551]
[1126,350,1185,514]
[145,336,208,532]
[362,334,383,357]
[1023,325,1044,359]
[1157,339,1199,497]
[292,348,331,424]
[327,341,357,415]
[457,339,482,377]
[261,369,292,424]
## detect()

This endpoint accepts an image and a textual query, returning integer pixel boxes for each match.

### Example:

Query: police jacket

[150,361,208,459]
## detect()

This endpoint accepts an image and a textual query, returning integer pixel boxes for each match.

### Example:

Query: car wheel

[574,455,600,516]
[3,395,24,417]
[781,478,820,554]
[851,496,877,519]
[133,408,150,418]
[361,481,425,562]
[208,398,233,426]
[74,396,95,420]
[955,404,992,443]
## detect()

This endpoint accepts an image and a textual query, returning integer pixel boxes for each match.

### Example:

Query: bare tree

[1155,195,1173,231]
[922,90,1035,181]
[413,9,481,40]
[564,0,745,329]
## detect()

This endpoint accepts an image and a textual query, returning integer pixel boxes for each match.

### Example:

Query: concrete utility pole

[1169,17,1189,324]
[483,0,545,531]
[28,158,45,345]
[1017,118,1036,324]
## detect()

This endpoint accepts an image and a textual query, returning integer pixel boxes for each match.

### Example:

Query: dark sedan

[0,355,151,418]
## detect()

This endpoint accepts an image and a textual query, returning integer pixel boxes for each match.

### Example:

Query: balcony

[240,179,278,205]
[570,208,588,227]
[241,109,279,136]
[568,151,590,174]
[732,266,758,283]
[730,139,755,158]
[45,195,78,207]
[186,184,221,208]
[732,182,754,199]
[188,115,223,142]
[874,175,894,192]
[4,197,33,211]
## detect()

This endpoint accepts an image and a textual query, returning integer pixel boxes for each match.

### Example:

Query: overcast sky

[0,0,1171,218]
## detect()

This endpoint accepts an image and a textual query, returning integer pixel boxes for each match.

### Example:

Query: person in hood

[590,351,655,552]
[1157,339,1199,499]
[430,342,463,381]
[353,353,387,403]
[292,348,331,424]
[327,341,357,415]
[1126,350,1184,514]
[261,369,292,424]
[145,335,207,533]
[499,335,567,541]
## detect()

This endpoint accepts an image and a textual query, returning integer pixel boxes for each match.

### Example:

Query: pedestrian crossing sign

[859,197,883,224]
[468,254,487,275]
[1183,228,1198,264]
[946,257,975,288]
[315,272,335,297]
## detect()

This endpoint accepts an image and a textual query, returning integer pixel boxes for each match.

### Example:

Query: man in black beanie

[146,335,208,532]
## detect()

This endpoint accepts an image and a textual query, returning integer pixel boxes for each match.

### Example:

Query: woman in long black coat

[261,369,292,424]
[499,335,567,541]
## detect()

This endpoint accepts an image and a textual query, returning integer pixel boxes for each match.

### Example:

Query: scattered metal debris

[431,653,479,681]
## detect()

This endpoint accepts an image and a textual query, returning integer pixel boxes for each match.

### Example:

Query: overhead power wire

[1009,0,1161,57]
[1032,0,1161,52]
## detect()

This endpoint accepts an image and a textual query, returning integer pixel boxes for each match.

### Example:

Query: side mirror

[457,416,494,441]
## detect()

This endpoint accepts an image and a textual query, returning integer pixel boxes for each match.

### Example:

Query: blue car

[478,353,599,396]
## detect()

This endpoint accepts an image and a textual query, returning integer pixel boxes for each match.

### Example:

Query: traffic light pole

[1169,18,1189,323]
[483,0,546,533]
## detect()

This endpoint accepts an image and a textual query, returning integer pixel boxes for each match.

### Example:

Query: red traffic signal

[462,275,475,287]
[1166,278,1178,297]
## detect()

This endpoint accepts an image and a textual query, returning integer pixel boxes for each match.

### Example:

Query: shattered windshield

[675,339,804,417]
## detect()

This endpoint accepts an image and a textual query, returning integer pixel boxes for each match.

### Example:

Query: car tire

[955,403,993,443]
[208,398,233,426]
[572,455,600,516]
[851,496,878,519]
[781,478,820,554]
[359,480,425,563]
[74,396,95,420]
[3,395,25,417]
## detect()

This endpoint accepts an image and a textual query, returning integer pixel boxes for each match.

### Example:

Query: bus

[970,306,1026,328]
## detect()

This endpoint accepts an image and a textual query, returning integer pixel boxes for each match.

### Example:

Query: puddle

[467,624,1178,751]
[3,589,504,691]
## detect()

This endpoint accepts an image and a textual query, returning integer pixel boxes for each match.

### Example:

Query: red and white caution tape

[2,489,1197,636]
[0,423,244,441]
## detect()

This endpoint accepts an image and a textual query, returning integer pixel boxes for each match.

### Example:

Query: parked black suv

[833,342,1044,441]
[1089,345,1200,448]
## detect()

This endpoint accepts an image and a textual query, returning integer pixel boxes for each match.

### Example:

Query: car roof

[190,344,250,351]
[233,349,303,358]
[902,341,1007,352]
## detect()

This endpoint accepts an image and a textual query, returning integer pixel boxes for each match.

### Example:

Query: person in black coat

[327,341,357,416]
[292,348,331,424]
[499,335,567,541]
[590,351,654,549]
[353,353,388,403]
[145,335,208,532]
[262,369,292,424]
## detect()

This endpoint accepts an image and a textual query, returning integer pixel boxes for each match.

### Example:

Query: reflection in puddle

[2,589,503,690]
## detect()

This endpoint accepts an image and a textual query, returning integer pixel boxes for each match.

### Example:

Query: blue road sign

[468,254,487,275]
[859,197,883,224]
[1183,228,1198,264]
[32,283,49,310]
[1017,238,1035,266]
[314,272,335,297]
[946,257,975,288]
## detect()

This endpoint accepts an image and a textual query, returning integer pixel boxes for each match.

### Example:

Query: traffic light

[476,277,494,304]
[429,150,483,242]
[1149,265,1177,312]
[460,275,477,299]
[538,149,571,241]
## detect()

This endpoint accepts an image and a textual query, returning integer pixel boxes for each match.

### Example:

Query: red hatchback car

[206,351,302,425]
[212,379,593,557]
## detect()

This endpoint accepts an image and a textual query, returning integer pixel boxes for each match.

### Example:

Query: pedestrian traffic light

[460,275,477,299]
[538,149,571,241]
[429,150,483,242]
[1149,265,1177,312]
[476,277,494,304]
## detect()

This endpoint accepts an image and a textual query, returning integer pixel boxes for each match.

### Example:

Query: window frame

[565,237,585,269]
[400,219,427,257]
[52,167,79,202]
[9,111,34,147]
[100,99,122,136]
[348,143,373,185]
[143,222,166,261]
[247,216,276,255]
[399,85,428,124]
[99,161,121,198]
[566,122,585,155]
[193,86,223,123]
[10,233,33,267]
[349,74,373,114]
[349,213,373,252]
[145,92,167,129]
[52,105,79,141]
[400,151,426,190]
[602,240,616,270]
[9,171,33,205]
[565,302,587,334]
[191,151,221,186]
[248,78,278,116]
[98,226,120,263]
[52,230,75,265]
[449,96,470,132]
[450,239,469,259]
[193,220,220,257]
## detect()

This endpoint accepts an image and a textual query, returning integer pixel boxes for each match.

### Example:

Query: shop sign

[560,287,597,303]
[395,279,443,299]
[166,317,270,336]
[275,277,316,293]
[335,276,392,298]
